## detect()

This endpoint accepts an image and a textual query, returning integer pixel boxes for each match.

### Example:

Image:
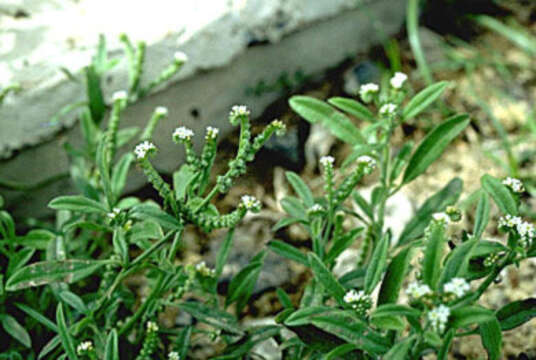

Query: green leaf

[371,304,420,320]
[175,326,192,359]
[438,329,454,360]
[378,246,415,305]
[473,192,490,239]
[7,247,35,278]
[398,178,462,245]
[422,223,446,289]
[16,303,58,332]
[450,305,495,329]
[111,152,134,199]
[383,336,415,360]
[352,191,374,220]
[173,164,197,200]
[215,229,234,278]
[289,96,365,145]
[225,251,266,313]
[56,304,79,360]
[480,317,502,360]
[129,203,183,230]
[473,15,536,56]
[268,240,308,266]
[403,114,469,183]
[496,298,536,331]
[323,344,358,360]
[481,174,518,215]
[285,171,314,208]
[15,229,55,250]
[276,288,294,309]
[364,234,389,293]
[402,81,449,120]
[85,64,106,125]
[308,252,346,304]
[284,306,332,327]
[327,97,375,122]
[1,315,31,348]
[438,238,478,289]
[116,127,139,148]
[6,259,106,291]
[48,195,108,214]
[179,302,243,335]
[370,314,405,331]
[325,228,363,265]
[59,290,89,315]
[104,330,119,360]
[280,196,307,220]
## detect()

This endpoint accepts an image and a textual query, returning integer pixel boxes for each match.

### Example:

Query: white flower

[155,106,169,116]
[241,195,261,212]
[343,289,372,314]
[379,103,397,116]
[406,281,432,299]
[390,72,408,89]
[195,261,216,277]
[230,105,250,118]
[498,214,522,229]
[428,305,450,333]
[307,204,324,216]
[173,126,194,142]
[357,155,376,170]
[134,141,157,159]
[359,83,379,100]
[271,119,286,136]
[444,277,470,298]
[432,212,450,226]
[107,207,121,220]
[113,90,128,102]
[168,352,181,360]
[206,126,219,140]
[344,289,365,304]
[147,321,159,332]
[77,341,93,354]
[320,156,335,168]
[174,51,188,63]
[502,177,524,193]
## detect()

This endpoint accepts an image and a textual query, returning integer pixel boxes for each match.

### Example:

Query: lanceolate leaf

[450,305,495,329]
[48,195,108,214]
[285,171,314,208]
[480,317,502,360]
[437,330,454,360]
[438,238,478,289]
[308,252,346,304]
[226,251,266,312]
[111,152,134,199]
[364,234,389,293]
[1,314,31,348]
[56,304,79,360]
[378,245,415,305]
[328,97,375,122]
[180,302,243,335]
[481,174,518,215]
[104,330,119,360]
[496,298,536,331]
[398,178,462,245]
[289,96,366,145]
[403,114,469,183]
[473,192,490,239]
[383,335,416,360]
[421,223,446,289]
[268,240,309,266]
[402,81,449,120]
[6,260,106,291]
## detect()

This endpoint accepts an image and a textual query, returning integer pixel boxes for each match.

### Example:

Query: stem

[194,185,219,213]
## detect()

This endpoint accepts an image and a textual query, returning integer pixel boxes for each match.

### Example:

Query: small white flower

[406,281,432,299]
[307,204,324,216]
[113,90,128,102]
[428,305,450,333]
[320,156,335,168]
[444,277,470,298]
[107,207,121,220]
[174,51,188,63]
[271,119,286,136]
[432,212,450,226]
[173,126,194,142]
[390,72,408,89]
[379,103,397,116]
[147,321,159,332]
[168,352,181,360]
[357,155,376,170]
[205,126,219,140]
[230,105,250,118]
[195,261,216,277]
[76,341,93,354]
[155,106,168,116]
[134,141,157,159]
[240,195,261,212]
[498,214,522,229]
[343,289,372,314]
[359,83,379,101]
[502,177,524,193]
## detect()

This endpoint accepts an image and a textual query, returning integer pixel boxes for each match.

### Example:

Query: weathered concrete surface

[0,0,407,216]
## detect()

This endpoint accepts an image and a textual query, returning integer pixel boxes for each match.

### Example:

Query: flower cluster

[169,352,181,360]
[173,126,195,142]
[76,341,93,355]
[113,90,128,102]
[307,204,324,217]
[229,105,250,124]
[174,51,188,64]
[107,207,121,220]
[134,141,157,160]
[320,156,335,168]
[195,261,216,277]
[443,277,470,298]
[502,177,524,193]
[357,155,376,172]
[240,195,262,213]
[343,289,372,315]
[379,103,397,117]
[270,119,287,136]
[205,126,219,140]
[427,304,450,333]
[498,215,536,248]
[390,72,408,89]
[432,212,450,226]
[406,281,432,299]
[147,321,159,332]
[359,83,379,102]
[155,106,169,117]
